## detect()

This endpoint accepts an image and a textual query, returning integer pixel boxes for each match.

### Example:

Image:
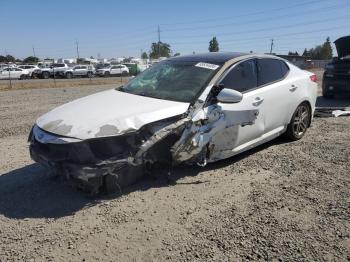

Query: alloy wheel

[293,104,310,137]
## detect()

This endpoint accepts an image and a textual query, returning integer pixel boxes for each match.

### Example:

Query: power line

[160,0,332,26]
[161,2,349,33]
[163,16,350,44]
[168,25,347,49]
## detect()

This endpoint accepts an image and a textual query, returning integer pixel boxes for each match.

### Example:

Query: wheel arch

[289,99,313,128]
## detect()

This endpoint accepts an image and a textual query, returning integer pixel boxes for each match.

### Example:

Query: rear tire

[66,72,73,79]
[87,71,93,78]
[285,102,311,141]
[121,71,128,76]
[19,74,26,80]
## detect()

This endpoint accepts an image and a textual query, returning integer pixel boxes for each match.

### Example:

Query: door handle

[252,97,264,106]
[289,84,298,92]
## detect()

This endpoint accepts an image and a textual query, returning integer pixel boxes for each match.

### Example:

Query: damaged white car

[29,53,318,194]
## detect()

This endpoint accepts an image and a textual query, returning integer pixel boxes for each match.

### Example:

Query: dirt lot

[0,75,349,261]
[0,77,129,91]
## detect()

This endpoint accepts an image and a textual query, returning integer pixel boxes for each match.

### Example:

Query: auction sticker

[195,62,219,70]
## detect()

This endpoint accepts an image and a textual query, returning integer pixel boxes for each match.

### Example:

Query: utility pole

[269,39,274,54]
[32,46,36,57]
[5,50,12,89]
[157,25,161,58]
[75,40,80,60]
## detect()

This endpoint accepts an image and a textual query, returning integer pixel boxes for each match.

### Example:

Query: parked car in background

[29,52,317,194]
[0,67,30,79]
[95,63,111,70]
[34,63,69,79]
[123,63,141,76]
[18,65,40,78]
[96,64,129,77]
[64,65,95,78]
[322,35,350,98]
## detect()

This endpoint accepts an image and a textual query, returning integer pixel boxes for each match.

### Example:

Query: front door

[208,58,265,160]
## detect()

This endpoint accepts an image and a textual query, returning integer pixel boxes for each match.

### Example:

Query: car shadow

[0,136,290,220]
[316,95,350,108]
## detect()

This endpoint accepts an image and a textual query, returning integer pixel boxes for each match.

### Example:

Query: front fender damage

[29,104,258,194]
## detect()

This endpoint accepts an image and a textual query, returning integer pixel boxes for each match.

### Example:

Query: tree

[173,53,180,57]
[302,48,310,57]
[141,52,148,59]
[208,37,219,52]
[149,42,171,59]
[307,37,333,60]
[23,56,39,64]
[0,55,16,63]
[288,51,299,56]
[321,37,332,59]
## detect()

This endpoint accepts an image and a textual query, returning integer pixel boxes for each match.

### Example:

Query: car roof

[167,52,248,63]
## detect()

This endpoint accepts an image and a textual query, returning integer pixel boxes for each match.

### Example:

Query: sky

[1,0,349,59]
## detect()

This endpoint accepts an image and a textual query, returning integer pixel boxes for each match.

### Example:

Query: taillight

[310,74,317,82]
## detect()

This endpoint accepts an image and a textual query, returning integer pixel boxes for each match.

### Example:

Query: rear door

[79,66,87,76]
[110,66,119,75]
[256,58,292,133]
[74,66,85,76]
[11,68,22,78]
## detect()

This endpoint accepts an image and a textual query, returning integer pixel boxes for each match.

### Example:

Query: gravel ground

[0,79,349,261]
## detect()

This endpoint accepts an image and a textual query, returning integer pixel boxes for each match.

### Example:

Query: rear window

[52,64,65,68]
[257,59,289,86]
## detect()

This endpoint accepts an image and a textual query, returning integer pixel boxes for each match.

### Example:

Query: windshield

[120,60,222,102]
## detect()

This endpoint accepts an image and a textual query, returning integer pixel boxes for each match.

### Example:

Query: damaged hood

[36,89,190,140]
[334,36,350,58]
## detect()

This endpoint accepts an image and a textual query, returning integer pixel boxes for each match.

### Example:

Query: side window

[257,58,289,86]
[220,59,257,93]
[280,61,289,76]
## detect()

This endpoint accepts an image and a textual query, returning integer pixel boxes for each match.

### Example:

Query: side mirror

[217,88,243,103]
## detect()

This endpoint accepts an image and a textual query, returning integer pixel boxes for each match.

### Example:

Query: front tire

[42,71,50,79]
[285,102,311,141]
[104,71,110,77]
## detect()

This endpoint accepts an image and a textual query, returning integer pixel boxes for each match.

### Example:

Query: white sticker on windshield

[195,62,219,70]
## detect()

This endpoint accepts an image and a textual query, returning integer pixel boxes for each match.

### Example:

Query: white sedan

[17,65,40,78]
[0,67,30,80]
[29,53,317,194]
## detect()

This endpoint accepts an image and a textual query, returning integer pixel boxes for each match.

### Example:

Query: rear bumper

[323,76,350,94]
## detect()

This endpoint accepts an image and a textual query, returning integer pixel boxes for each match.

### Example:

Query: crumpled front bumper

[28,125,144,193]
